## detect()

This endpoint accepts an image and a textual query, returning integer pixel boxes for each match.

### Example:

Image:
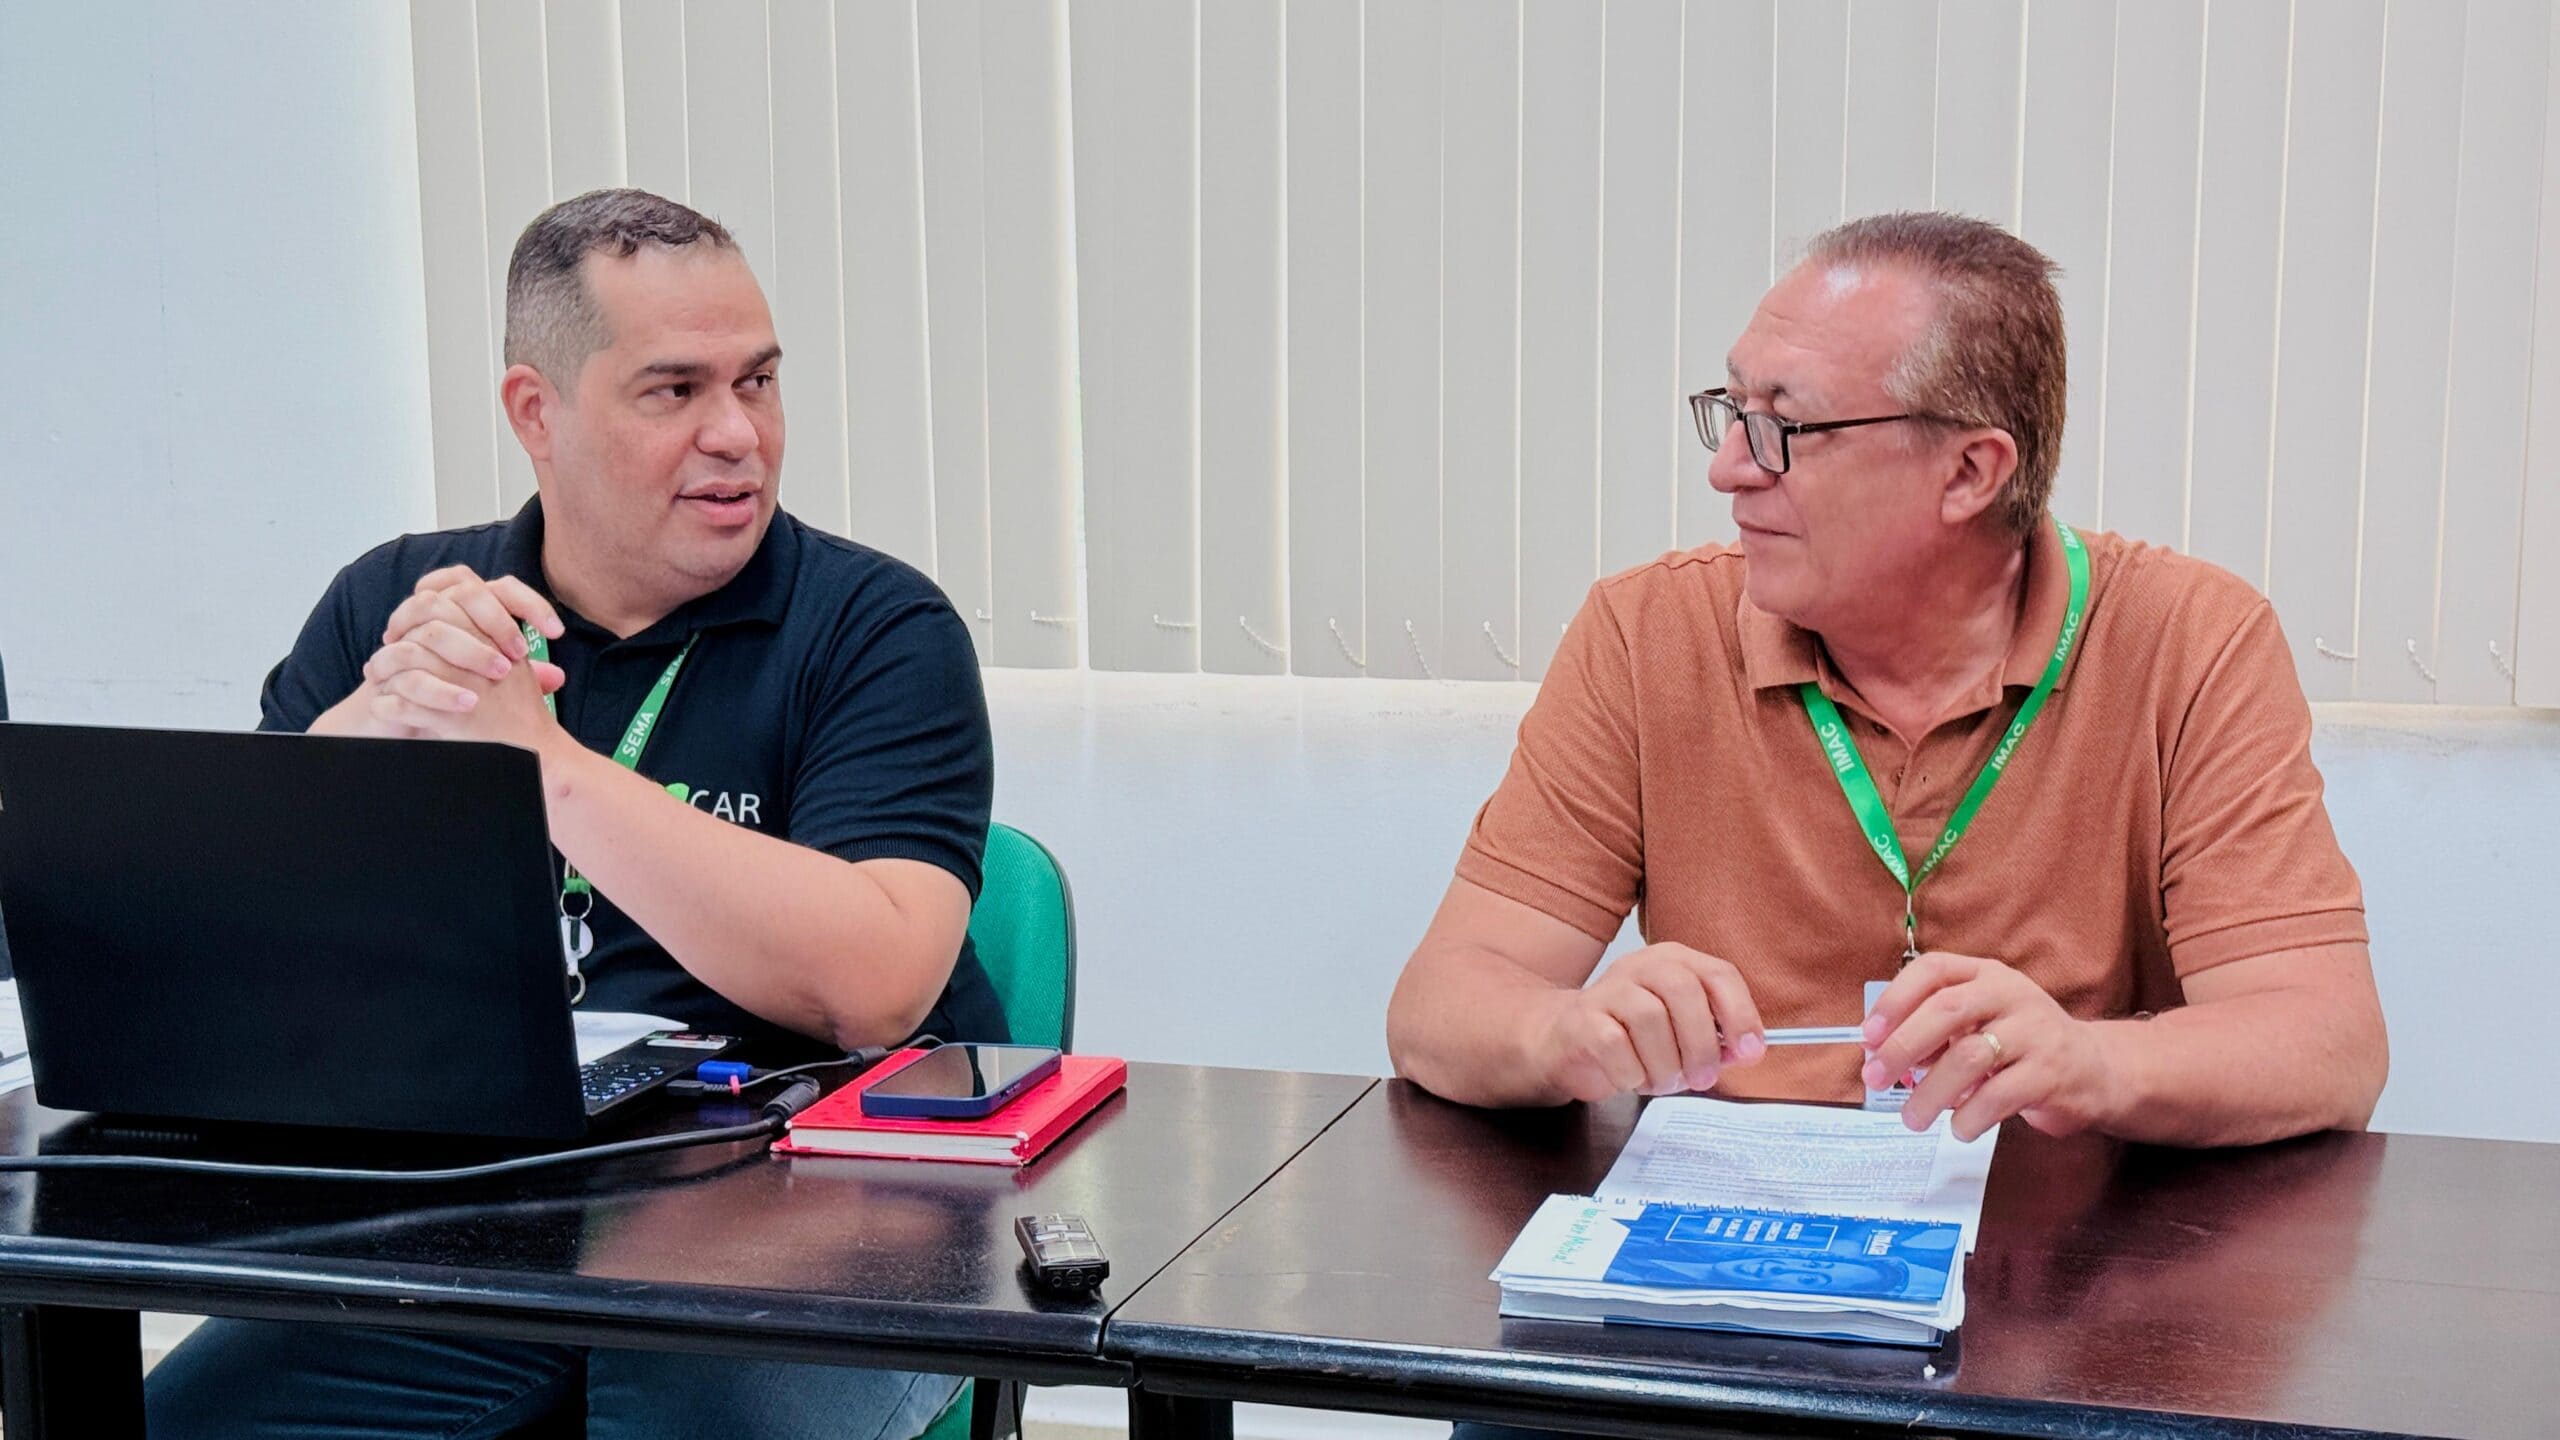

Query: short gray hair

[503,188,738,385]
[1801,212,2067,541]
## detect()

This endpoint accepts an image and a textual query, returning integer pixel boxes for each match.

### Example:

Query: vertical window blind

[413,0,2560,705]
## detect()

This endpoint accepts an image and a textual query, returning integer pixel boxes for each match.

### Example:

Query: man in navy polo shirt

[148,189,995,1438]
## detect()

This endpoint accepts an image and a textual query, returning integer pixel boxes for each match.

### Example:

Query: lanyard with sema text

[523,622,697,1002]
[1798,516,2088,965]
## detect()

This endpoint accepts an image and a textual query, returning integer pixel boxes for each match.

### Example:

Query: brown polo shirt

[1456,521,2369,1104]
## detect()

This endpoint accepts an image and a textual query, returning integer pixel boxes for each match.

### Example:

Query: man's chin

[669,509,771,584]
[1740,562,1811,623]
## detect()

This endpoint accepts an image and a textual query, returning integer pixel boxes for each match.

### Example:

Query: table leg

[1127,1386,1235,1440]
[0,1303,145,1440]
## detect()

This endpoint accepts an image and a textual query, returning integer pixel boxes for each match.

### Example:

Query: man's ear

[1939,426,2020,528]
[499,363,561,462]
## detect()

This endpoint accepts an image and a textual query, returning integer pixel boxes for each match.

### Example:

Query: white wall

[988,673,2560,1147]
[0,1,435,727]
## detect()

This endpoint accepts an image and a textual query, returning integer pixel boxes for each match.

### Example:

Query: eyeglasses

[1688,387,1922,475]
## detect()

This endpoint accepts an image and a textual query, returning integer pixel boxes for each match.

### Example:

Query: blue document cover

[1498,1196,1964,1306]
[1494,1196,1970,1343]
[1601,1205,1958,1304]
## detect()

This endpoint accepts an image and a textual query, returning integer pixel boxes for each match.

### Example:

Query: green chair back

[920,823,1076,1440]
[962,822,1076,1050]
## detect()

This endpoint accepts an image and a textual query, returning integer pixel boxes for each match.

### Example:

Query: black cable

[198,1163,755,1252]
[668,1035,945,1098]
[0,1079,826,1184]
[752,1034,941,1091]
[734,1044,917,1093]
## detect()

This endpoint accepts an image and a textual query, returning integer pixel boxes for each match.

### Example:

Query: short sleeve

[2159,599,2369,976]
[258,563,375,733]
[785,592,994,898]
[1454,582,1645,941]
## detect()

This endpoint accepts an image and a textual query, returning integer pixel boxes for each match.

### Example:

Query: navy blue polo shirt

[259,498,1006,1060]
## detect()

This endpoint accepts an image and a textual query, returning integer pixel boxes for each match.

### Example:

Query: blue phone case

[858,1045,1064,1120]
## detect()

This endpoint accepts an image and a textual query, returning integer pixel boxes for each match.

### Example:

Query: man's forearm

[538,741,959,1049]
[1388,947,1574,1108]
[2087,981,2387,1147]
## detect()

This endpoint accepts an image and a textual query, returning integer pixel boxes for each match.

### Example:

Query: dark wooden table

[1108,1081,2560,1440]
[0,1063,1374,1438]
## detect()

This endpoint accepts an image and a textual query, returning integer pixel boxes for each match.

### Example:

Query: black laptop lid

[0,656,11,980]
[0,723,586,1140]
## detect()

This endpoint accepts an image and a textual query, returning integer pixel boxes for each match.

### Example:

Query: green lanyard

[523,622,696,1001]
[1798,516,2089,962]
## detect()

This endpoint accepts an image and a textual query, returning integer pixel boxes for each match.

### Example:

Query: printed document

[573,1011,685,1065]
[1594,1097,1996,1249]
[1494,1098,1999,1342]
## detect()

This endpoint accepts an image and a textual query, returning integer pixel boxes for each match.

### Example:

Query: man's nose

[698,389,757,460]
[1706,421,1772,494]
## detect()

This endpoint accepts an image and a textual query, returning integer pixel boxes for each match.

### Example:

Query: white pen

[1756,1025,1867,1047]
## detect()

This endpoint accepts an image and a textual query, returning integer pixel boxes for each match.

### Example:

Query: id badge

[1862,979,1914,1112]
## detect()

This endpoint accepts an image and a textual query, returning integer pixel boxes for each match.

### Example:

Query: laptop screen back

[0,723,586,1141]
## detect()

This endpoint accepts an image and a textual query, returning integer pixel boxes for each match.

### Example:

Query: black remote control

[1015,1213,1109,1293]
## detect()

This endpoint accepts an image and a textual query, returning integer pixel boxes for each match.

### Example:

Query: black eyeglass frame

[1688,387,1932,474]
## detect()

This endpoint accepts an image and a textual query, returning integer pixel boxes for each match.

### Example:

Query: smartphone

[859,1043,1065,1120]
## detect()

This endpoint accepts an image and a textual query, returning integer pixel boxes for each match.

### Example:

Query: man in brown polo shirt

[1388,212,2386,1150]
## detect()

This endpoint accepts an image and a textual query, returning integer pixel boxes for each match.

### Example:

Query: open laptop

[0,722,730,1143]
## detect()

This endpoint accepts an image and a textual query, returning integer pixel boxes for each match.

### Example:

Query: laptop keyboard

[580,1058,675,1113]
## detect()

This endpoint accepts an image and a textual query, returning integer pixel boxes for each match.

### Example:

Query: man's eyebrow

[631,345,782,382]
[1725,360,1793,404]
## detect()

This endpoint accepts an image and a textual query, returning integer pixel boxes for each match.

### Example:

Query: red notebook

[775,1049,1128,1166]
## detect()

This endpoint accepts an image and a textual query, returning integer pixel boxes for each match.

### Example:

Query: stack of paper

[1493,1197,1964,1342]
[1491,1097,1997,1346]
